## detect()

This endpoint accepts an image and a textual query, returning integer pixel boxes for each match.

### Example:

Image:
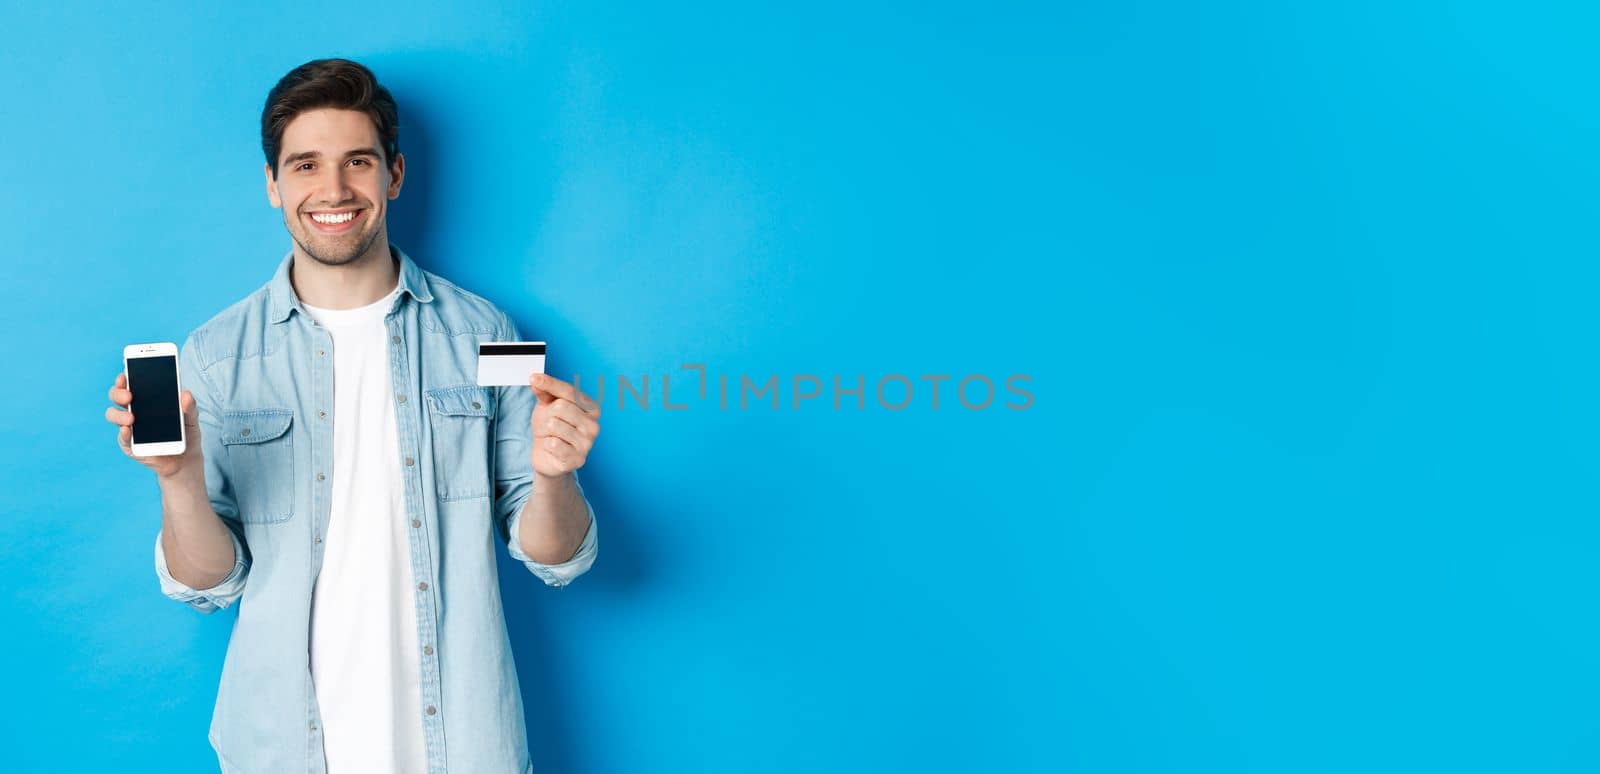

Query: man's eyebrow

[281,147,383,165]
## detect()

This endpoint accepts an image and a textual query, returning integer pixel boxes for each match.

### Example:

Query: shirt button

[317,410,326,419]
[423,645,434,655]
[471,401,481,410]
[411,519,421,528]
[426,705,437,716]
[315,536,322,544]
[391,335,401,344]
[404,456,415,467]
[316,472,325,481]
[310,723,317,731]
[316,349,325,357]
[418,581,429,591]
[397,393,407,404]
[239,428,251,437]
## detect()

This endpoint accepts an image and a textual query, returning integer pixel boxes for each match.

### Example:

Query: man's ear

[387,152,405,200]
[264,162,282,209]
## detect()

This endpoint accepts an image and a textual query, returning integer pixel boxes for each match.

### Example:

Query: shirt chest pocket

[220,409,295,524]
[426,385,495,501]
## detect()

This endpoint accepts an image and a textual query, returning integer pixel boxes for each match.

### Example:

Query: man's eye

[297,163,314,172]
[350,158,368,167]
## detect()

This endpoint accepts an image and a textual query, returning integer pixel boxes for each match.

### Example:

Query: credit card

[477,341,546,386]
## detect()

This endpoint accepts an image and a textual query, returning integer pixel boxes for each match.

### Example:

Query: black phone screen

[128,355,182,444]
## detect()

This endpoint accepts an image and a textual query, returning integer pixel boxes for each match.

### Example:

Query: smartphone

[123,342,186,457]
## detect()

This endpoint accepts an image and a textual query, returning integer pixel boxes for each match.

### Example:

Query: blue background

[1,1,1594,771]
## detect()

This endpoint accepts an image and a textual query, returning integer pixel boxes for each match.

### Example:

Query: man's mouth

[304,208,365,233]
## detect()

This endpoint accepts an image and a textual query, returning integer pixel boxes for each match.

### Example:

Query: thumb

[180,390,200,429]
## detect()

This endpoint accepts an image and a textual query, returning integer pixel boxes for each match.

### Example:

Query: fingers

[534,408,596,454]
[530,381,599,475]
[110,372,134,454]
[107,373,134,428]
[108,389,197,425]
[109,373,130,406]
[528,374,600,416]
[539,399,599,437]
[105,404,133,427]
[536,432,585,469]
[534,398,599,442]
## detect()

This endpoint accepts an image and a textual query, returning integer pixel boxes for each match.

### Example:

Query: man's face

[265,108,403,267]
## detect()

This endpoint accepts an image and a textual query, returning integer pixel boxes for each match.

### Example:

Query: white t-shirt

[302,284,427,774]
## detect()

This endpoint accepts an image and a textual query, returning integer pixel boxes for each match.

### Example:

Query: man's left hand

[527,373,601,478]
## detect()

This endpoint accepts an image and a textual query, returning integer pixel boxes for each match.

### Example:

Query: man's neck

[290,238,400,310]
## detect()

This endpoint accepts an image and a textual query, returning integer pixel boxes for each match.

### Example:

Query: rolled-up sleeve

[506,474,598,587]
[491,311,600,588]
[153,330,252,613]
[154,526,249,614]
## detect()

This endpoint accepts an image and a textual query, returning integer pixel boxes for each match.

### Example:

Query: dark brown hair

[261,58,400,178]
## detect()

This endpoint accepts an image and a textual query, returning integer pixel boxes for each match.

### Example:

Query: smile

[304,208,364,233]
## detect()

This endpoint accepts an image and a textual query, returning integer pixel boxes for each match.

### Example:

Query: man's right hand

[106,372,206,482]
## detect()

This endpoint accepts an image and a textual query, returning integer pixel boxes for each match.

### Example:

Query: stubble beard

[291,214,384,268]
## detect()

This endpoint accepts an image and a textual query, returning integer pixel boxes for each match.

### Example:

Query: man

[102,58,602,773]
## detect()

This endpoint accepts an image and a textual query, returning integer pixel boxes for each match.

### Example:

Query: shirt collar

[267,243,434,325]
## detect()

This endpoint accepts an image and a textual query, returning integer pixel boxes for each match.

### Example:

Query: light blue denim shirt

[153,245,598,773]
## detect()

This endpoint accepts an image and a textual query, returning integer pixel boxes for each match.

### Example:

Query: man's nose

[317,166,354,204]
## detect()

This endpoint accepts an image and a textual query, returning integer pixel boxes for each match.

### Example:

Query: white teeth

[310,211,356,225]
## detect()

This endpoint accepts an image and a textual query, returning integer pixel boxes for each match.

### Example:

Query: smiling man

[103,59,601,773]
